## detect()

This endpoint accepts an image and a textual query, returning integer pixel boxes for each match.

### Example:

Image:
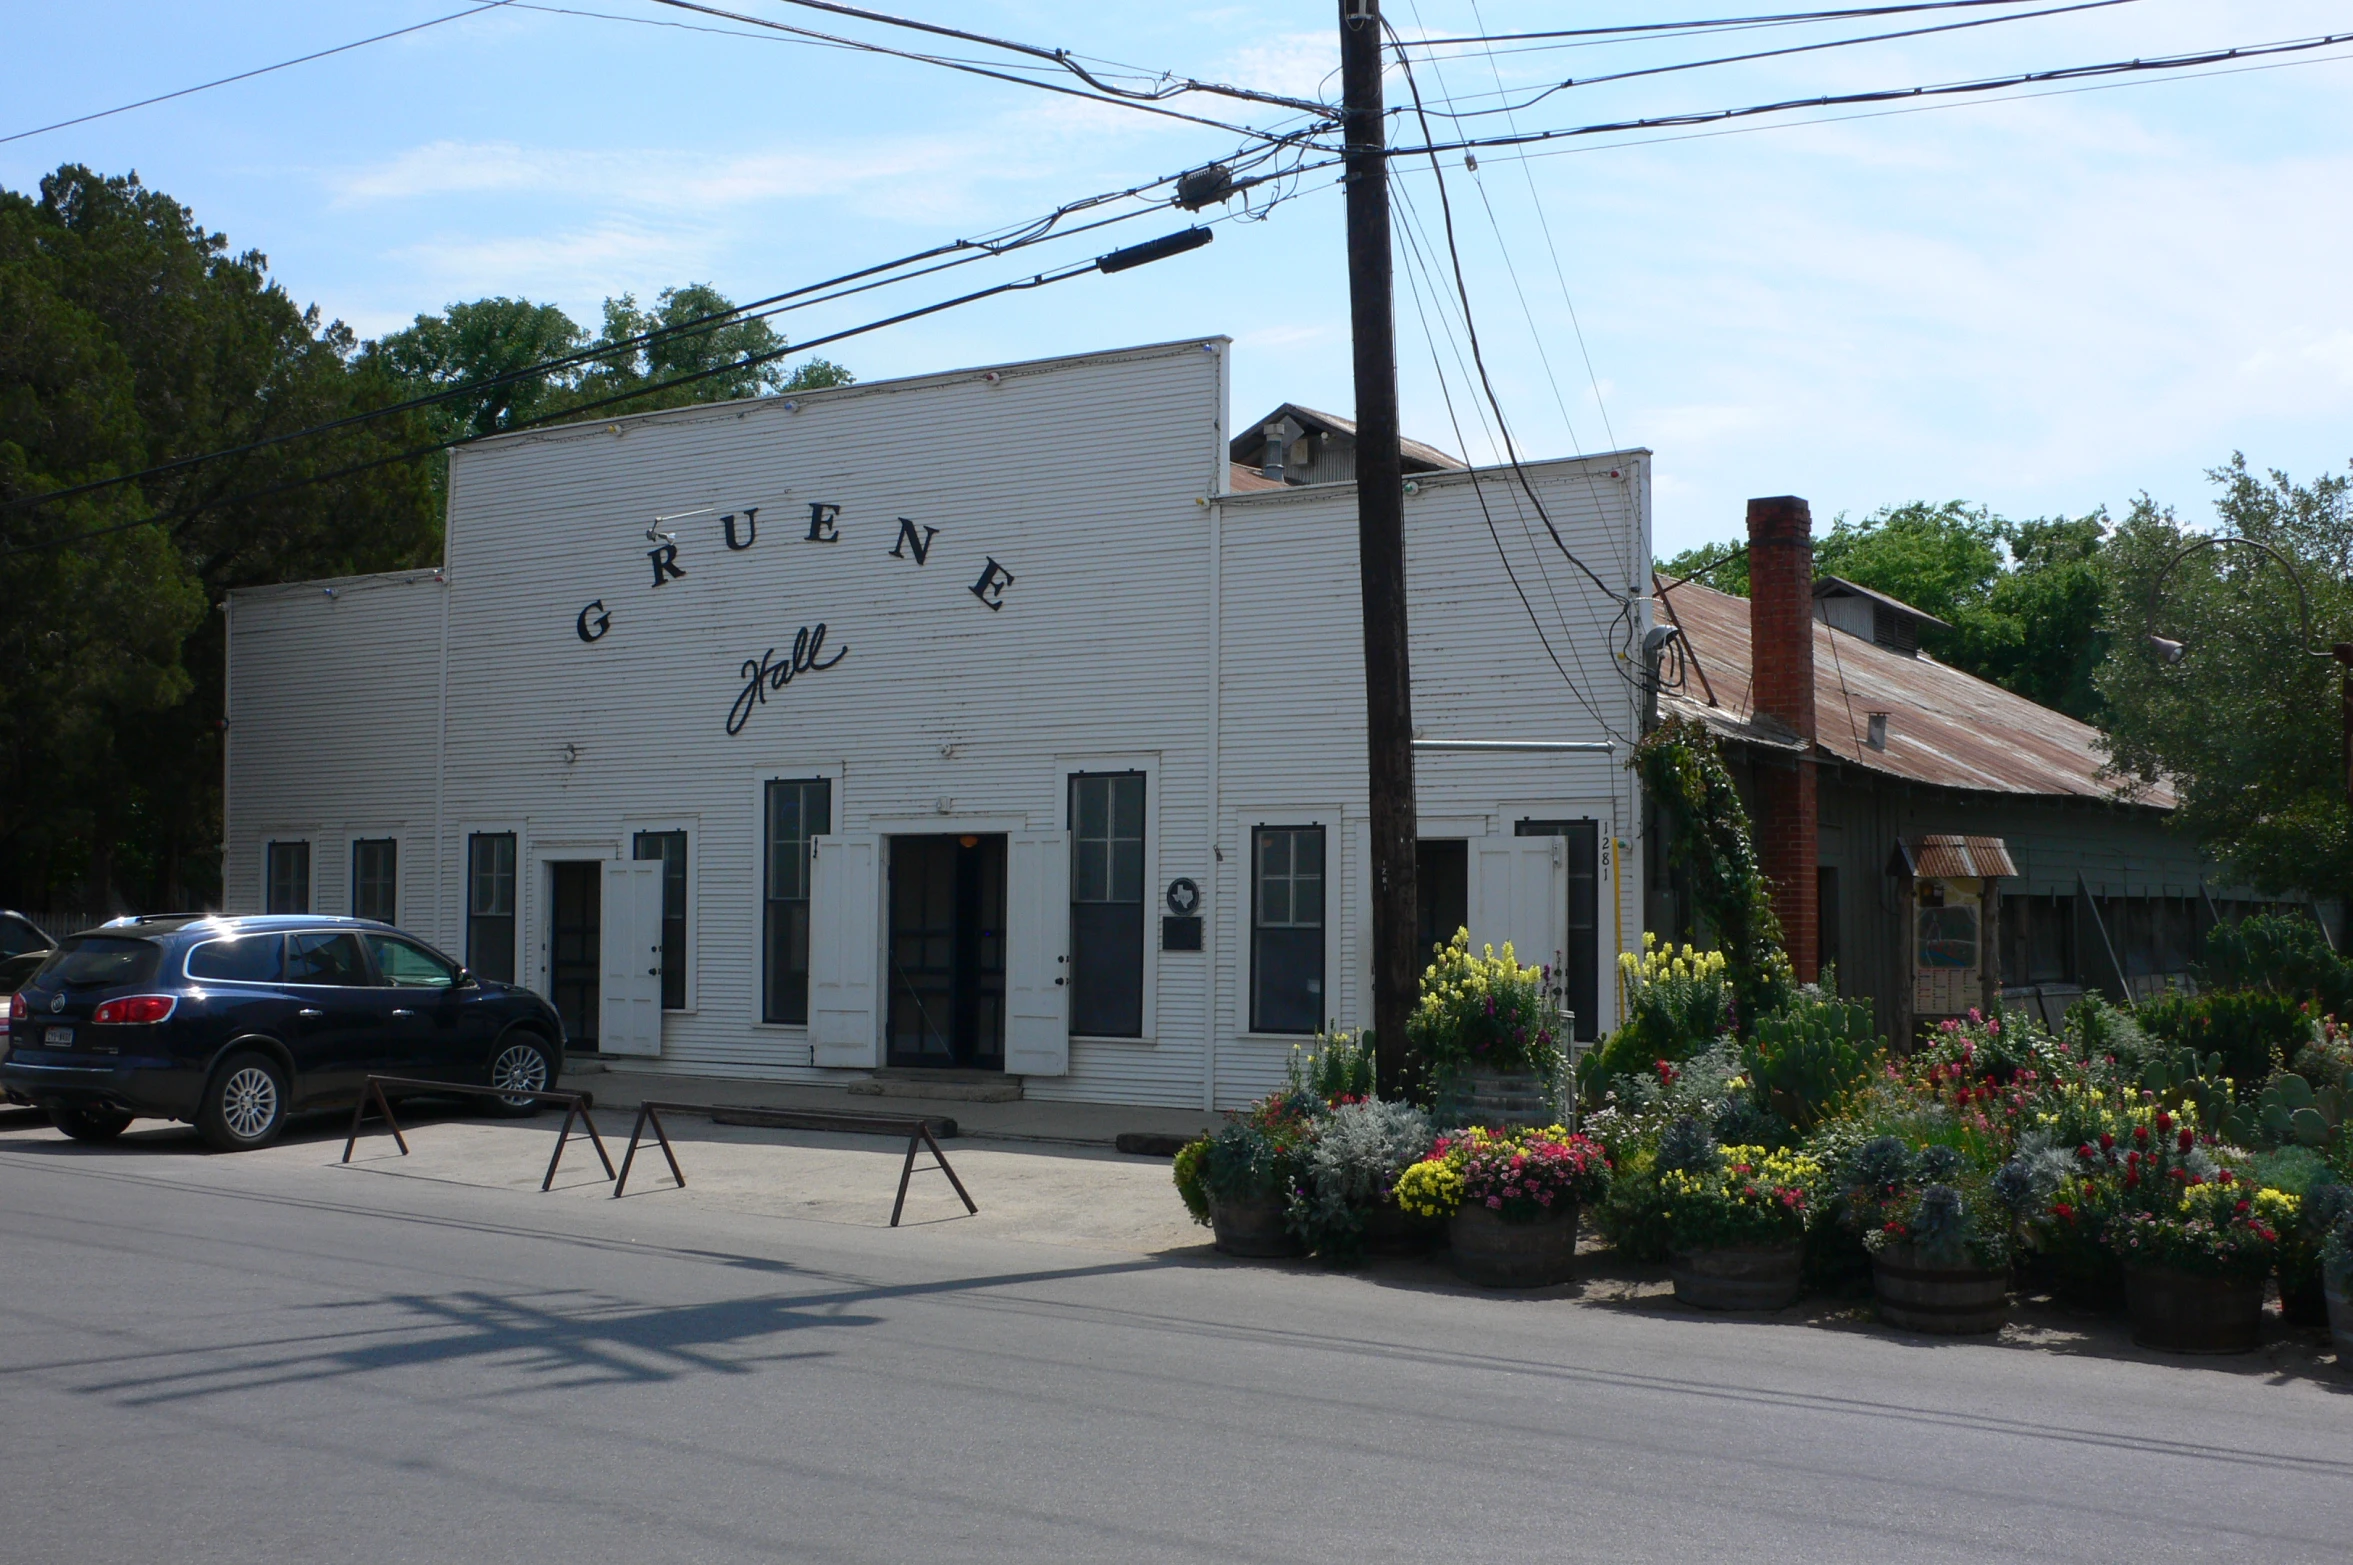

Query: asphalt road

[2,1107,2348,1564]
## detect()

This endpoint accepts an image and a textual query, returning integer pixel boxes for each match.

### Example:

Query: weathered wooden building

[220,340,1651,1109]
[1652,497,2319,1039]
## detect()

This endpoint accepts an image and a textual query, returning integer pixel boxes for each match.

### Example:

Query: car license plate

[44,1026,73,1047]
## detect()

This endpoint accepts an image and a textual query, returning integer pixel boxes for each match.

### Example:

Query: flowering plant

[1408,928,1562,1079]
[1657,1143,1821,1252]
[1583,936,1733,1091]
[1282,1098,1436,1262]
[2105,1181,2292,1279]
[1173,1087,1318,1221]
[1395,1124,1609,1221]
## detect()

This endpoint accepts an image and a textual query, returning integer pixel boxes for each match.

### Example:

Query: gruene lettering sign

[569,498,1015,734]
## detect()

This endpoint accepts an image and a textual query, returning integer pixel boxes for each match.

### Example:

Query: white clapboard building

[221,338,1652,1109]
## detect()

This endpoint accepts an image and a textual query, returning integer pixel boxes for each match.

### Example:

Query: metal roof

[1653,577,2173,808]
[1890,835,2020,879]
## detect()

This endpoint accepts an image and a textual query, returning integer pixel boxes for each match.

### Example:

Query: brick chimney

[1746,495,1819,982]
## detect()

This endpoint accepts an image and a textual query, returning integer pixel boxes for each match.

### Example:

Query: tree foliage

[1,165,854,912]
[1,165,441,910]
[2094,455,2353,903]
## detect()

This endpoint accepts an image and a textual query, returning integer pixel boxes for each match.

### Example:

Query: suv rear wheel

[198,1051,288,1151]
[50,1102,133,1143]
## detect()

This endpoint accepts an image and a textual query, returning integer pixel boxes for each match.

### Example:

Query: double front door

[886,834,1006,1069]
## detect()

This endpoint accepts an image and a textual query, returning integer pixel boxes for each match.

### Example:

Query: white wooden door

[809,834,880,1068]
[1005,831,1071,1076]
[1471,835,1565,990]
[600,859,665,1057]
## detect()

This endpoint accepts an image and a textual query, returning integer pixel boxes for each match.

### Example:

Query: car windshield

[40,936,163,989]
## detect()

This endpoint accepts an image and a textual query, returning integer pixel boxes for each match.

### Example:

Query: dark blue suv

[1,914,567,1151]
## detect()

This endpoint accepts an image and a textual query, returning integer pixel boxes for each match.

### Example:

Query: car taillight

[7,992,23,1022]
[92,994,177,1025]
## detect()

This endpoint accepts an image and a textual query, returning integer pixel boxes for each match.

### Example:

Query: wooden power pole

[1339,0,1420,1096]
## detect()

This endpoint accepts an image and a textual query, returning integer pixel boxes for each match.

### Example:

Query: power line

[1399,0,2097,50]
[1397,0,2145,122]
[643,0,1330,144]
[1386,28,2353,156]
[0,2,516,145]
[3,230,1216,560]
[757,0,1331,114]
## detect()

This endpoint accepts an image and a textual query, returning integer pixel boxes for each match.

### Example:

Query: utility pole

[1339,0,1420,1096]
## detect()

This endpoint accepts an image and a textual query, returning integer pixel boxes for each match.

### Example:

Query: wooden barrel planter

[1210,1196,1303,1259]
[2326,1278,2353,1366]
[1872,1244,2009,1334]
[1449,1202,1579,1288]
[1432,1069,1556,1131]
[1361,1200,1448,1257]
[2124,1266,2265,1355]
[1671,1243,1803,1311]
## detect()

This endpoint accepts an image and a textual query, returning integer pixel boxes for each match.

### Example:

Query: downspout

[220,596,233,910]
[433,457,457,949]
[1203,486,1223,1114]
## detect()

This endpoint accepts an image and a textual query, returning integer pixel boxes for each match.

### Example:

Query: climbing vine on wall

[1632,716,1792,1026]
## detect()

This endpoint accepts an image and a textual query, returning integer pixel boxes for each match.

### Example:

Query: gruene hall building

[222,339,1651,1110]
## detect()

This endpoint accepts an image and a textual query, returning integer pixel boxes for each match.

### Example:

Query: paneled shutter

[600,859,665,1057]
[1471,835,1565,996]
[1006,831,1072,1076]
[809,834,880,1068]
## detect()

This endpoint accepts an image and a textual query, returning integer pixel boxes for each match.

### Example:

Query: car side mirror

[455,967,477,988]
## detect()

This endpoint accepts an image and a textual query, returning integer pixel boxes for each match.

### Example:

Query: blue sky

[5,1,2350,558]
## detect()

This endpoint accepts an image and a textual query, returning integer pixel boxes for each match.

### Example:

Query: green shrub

[2197,912,2353,1014]
[2065,993,2157,1071]
[1283,1099,1435,1263]
[1173,1139,1212,1226]
[1744,993,1885,1133]
[2136,989,2310,1095]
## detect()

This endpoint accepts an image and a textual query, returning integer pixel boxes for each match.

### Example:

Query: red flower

[2154,1110,2173,1134]
[2177,1127,2194,1152]
[2217,1169,2234,1185]
[2133,1125,2150,1146]
[2234,1199,2251,1215]
[2099,1132,2114,1151]
[2052,1202,2076,1222]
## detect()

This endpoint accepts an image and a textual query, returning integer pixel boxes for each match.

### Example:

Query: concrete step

[848,1071,1025,1103]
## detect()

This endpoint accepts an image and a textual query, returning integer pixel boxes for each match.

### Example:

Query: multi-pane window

[1251,825,1324,1034]
[1516,820,1600,1041]
[265,841,310,915]
[466,832,517,983]
[764,779,832,1024]
[352,838,397,924]
[1069,773,1145,1037]
[633,830,689,1010]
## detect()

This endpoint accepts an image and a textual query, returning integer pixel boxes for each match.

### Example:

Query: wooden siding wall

[224,339,1650,1110]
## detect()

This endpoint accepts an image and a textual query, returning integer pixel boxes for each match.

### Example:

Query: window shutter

[1006,832,1071,1075]
[600,859,665,1057]
[809,834,880,1068]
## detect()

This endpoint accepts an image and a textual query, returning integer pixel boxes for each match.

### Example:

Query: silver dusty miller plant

[1284,1099,1436,1264]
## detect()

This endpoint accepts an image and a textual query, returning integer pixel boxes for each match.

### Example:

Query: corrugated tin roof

[1893,834,2020,879]
[1226,462,1285,493]
[1654,577,2173,808]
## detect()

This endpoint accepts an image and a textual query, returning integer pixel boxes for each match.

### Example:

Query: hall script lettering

[726,625,847,737]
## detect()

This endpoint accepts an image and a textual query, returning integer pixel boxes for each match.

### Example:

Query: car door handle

[390,1008,417,1019]
[297,1008,325,1019]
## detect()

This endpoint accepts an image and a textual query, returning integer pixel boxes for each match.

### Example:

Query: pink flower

[1486,1196,1503,1209]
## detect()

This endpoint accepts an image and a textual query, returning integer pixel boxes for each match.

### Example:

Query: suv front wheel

[485,1032,556,1117]
[198,1050,288,1151]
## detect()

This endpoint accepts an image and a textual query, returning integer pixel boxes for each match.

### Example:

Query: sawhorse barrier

[615,1101,978,1227]
[340,1075,616,1192]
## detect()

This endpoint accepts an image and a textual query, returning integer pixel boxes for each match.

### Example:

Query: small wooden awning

[1888,834,2017,880]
